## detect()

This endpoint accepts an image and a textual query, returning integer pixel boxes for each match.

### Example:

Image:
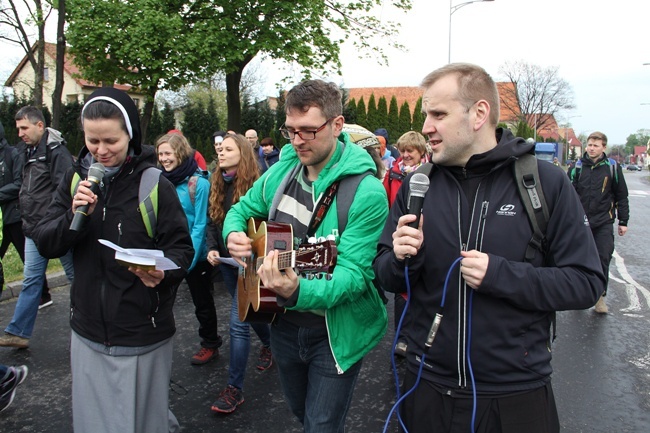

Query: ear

[332,115,344,136]
[472,100,490,131]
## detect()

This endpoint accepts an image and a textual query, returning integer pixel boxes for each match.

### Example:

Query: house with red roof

[4,42,147,112]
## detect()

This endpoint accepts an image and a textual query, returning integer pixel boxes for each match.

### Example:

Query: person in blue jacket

[156,132,222,365]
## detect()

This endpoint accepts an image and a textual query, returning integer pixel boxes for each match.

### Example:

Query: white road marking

[611,250,650,312]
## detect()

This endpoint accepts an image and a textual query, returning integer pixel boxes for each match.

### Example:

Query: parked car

[626,164,642,171]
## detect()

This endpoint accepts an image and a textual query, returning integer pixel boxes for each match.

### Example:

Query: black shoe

[211,385,244,414]
[38,295,53,310]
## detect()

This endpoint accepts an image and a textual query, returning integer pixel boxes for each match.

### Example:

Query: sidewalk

[0,271,70,302]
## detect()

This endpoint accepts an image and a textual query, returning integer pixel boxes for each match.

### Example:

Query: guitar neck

[256,250,295,270]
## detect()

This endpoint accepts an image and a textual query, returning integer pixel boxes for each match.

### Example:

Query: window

[43,67,49,82]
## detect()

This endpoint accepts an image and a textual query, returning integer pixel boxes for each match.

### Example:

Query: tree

[397,101,411,138]
[51,0,65,129]
[515,120,535,140]
[344,98,357,125]
[356,97,367,129]
[412,97,424,134]
[386,95,400,137]
[498,60,575,133]
[0,0,53,108]
[625,130,650,155]
[376,96,388,132]
[366,94,378,132]
[66,0,223,142]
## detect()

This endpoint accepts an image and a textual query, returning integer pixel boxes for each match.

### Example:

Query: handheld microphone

[407,173,430,228]
[70,163,105,232]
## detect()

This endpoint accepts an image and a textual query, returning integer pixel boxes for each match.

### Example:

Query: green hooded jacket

[223,132,388,373]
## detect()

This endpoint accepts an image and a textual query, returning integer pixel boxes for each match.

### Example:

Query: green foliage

[0,95,32,144]
[356,97,367,129]
[344,98,357,125]
[366,94,378,132]
[241,98,275,141]
[59,101,84,155]
[625,130,650,155]
[274,88,287,148]
[398,101,412,138]
[181,99,219,156]
[515,120,535,139]
[412,97,424,133]
[386,97,400,139]
[376,96,388,133]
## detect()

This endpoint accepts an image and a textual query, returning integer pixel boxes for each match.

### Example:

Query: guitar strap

[304,180,340,241]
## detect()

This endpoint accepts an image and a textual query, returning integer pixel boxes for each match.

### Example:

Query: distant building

[4,42,147,112]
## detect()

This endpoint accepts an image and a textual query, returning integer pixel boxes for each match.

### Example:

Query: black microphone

[70,163,105,232]
[407,173,430,228]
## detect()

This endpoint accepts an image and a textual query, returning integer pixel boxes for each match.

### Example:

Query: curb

[0,271,70,302]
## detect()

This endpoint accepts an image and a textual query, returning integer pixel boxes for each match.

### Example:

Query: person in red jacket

[383,131,428,207]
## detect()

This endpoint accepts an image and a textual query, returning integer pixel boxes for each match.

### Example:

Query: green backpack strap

[138,167,161,239]
[70,172,82,197]
[514,154,549,263]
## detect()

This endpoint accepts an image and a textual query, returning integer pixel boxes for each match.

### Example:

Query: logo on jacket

[584,215,590,227]
[496,204,516,217]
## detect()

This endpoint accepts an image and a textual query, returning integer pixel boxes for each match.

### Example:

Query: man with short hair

[569,131,629,313]
[224,79,388,431]
[0,106,74,349]
[374,63,605,432]
[245,129,259,149]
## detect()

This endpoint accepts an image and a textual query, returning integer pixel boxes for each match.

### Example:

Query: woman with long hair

[156,132,222,365]
[206,133,273,414]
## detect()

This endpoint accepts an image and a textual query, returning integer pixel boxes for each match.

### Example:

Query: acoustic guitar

[237,218,337,323]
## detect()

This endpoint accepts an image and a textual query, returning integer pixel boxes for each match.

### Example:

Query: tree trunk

[140,89,157,145]
[51,0,66,129]
[226,70,243,132]
[32,0,46,109]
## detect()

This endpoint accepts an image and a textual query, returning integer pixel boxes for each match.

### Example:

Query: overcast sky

[2,0,648,145]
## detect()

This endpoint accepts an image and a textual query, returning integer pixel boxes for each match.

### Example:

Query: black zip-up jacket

[33,146,193,347]
[569,152,629,229]
[19,128,74,237]
[0,122,23,225]
[374,129,605,394]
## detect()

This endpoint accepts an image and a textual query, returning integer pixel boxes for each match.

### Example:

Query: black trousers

[591,223,614,295]
[186,260,222,349]
[0,221,49,297]
[400,370,560,433]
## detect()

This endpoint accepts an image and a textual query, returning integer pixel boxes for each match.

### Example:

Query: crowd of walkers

[0,62,627,433]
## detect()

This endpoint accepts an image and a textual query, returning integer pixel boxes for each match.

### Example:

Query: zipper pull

[150,316,156,328]
[103,206,106,221]
[480,201,489,220]
[117,222,122,236]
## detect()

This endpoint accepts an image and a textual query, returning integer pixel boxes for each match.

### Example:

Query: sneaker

[394,340,408,357]
[594,295,608,314]
[0,365,29,412]
[191,347,218,365]
[0,334,29,349]
[38,296,53,310]
[256,345,273,371]
[211,385,244,414]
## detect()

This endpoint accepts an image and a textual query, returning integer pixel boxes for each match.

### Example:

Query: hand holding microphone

[70,163,105,232]
[393,173,430,261]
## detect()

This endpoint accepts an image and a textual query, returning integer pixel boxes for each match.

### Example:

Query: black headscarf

[81,87,142,154]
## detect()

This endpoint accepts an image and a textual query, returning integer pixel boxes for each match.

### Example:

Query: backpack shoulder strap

[415,162,433,177]
[608,158,618,185]
[514,154,549,262]
[336,171,373,235]
[187,175,199,206]
[138,167,161,239]
[70,172,82,197]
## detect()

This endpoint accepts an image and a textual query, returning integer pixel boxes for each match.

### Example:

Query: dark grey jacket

[19,127,73,237]
[0,121,23,225]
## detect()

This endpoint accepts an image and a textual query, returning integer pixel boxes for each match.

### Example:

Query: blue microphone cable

[383,256,463,433]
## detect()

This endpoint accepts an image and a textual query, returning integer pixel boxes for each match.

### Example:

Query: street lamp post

[563,114,581,163]
[448,0,494,63]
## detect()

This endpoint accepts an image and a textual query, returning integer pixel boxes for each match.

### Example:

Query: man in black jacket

[373,63,605,433]
[0,120,51,303]
[569,131,629,313]
[0,107,74,349]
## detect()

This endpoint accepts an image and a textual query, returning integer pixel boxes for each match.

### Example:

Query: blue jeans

[5,237,74,339]
[219,264,270,391]
[271,319,363,433]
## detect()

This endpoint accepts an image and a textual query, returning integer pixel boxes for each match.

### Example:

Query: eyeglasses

[279,118,333,141]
